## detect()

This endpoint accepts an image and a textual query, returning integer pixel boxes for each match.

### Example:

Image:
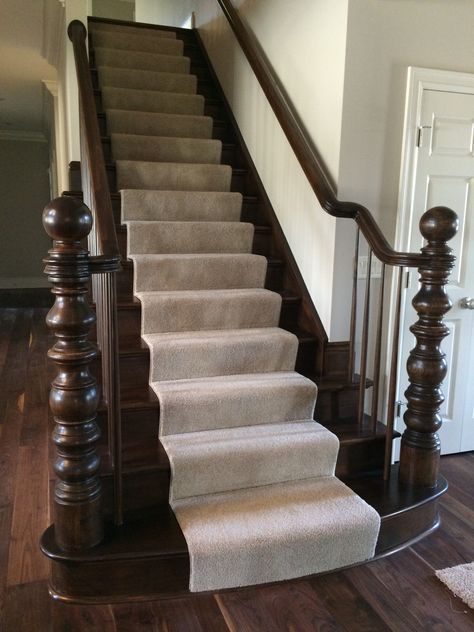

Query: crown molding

[0,130,47,143]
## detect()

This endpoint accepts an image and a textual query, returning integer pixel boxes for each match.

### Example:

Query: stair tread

[41,506,188,562]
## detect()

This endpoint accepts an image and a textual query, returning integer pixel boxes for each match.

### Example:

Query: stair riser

[69,163,250,196]
[336,438,385,479]
[115,260,284,299]
[49,467,168,522]
[101,467,169,514]
[97,407,158,449]
[316,389,360,424]
[92,332,315,393]
[91,65,213,90]
[64,191,262,226]
[116,227,270,259]
[95,90,224,121]
[91,295,299,338]
[49,555,189,603]
[101,138,241,168]
[96,407,384,496]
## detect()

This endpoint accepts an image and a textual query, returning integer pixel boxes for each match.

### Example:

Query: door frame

[395,66,474,256]
[389,66,474,458]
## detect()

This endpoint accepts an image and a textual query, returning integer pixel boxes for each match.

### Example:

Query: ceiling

[0,0,57,135]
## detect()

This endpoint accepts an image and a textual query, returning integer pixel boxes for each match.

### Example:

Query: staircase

[40,15,453,603]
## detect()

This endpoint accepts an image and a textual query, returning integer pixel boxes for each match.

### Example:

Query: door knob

[460,297,474,310]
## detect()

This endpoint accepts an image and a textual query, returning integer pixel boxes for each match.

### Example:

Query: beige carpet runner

[90,20,381,592]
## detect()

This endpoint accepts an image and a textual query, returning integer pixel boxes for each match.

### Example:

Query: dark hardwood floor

[1,308,473,631]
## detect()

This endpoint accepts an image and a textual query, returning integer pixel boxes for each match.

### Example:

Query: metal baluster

[371,262,386,432]
[384,266,404,481]
[357,249,372,425]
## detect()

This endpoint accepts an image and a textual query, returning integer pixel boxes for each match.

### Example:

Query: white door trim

[395,66,474,254]
[387,66,474,458]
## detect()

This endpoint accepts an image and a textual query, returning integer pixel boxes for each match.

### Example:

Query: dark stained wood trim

[67,20,120,259]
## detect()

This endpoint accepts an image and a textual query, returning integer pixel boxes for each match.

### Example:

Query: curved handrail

[216,0,426,268]
[68,20,120,259]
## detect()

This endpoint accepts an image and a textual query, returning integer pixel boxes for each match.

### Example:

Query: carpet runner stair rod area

[89,19,381,592]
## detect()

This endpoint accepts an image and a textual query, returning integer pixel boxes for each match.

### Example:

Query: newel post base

[399,206,458,489]
[43,196,104,551]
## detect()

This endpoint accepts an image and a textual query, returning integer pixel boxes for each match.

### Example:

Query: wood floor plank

[52,601,117,632]
[0,309,17,377]
[0,309,33,398]
[150,594,229,632]
[366,548,474,631]
[411,500,474,569]
[20,309,50,447]
[307,572,391,631]
[112,602,159,631]
[343,563,424,632]
[0,506,13,621]
[7,446,49,585]
[216,581,343,632]
[2,580,51,632]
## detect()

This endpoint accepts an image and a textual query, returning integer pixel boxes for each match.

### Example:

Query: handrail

[68,19,120,259]
[67,19,123,528]
[216,0,427,268]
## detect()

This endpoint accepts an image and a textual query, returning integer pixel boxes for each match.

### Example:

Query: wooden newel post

[399,206,458,488]
[43,196,104,550]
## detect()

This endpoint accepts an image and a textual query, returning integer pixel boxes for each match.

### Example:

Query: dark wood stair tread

[351,465,447,520]
[41,505,188,563]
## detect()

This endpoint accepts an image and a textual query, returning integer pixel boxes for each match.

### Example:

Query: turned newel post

[43,196,103,550]
[399,206,458,488]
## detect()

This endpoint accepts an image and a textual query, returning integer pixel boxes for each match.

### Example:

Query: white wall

[135,0,349,333]
[339,0,474,243]
[135,0,194,27]
[61,0,88,165]
[0,140,52,288]
[93,0,135,20]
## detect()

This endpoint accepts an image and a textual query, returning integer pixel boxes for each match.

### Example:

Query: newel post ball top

[419,206,459,244]
[399,205,458,489]
[43,196,92,243]
[43,196,104,551]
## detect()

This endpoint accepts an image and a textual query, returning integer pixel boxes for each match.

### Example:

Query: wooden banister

[215,0,459,488]
[67,20,119,258]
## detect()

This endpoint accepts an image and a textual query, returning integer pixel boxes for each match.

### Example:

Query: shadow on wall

[0,139,52,294]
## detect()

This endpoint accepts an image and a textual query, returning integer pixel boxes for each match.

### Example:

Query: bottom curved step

[41,466,447,604]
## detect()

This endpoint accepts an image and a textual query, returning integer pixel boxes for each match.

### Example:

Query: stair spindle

[384,265,404,481]
[348,228,360,383]
[371,262,386,432]
[357,249,372,425]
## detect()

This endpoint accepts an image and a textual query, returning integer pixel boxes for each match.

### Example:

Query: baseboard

[0,288,53,308]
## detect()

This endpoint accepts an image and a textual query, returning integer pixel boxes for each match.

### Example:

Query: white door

[396,88,474,454]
